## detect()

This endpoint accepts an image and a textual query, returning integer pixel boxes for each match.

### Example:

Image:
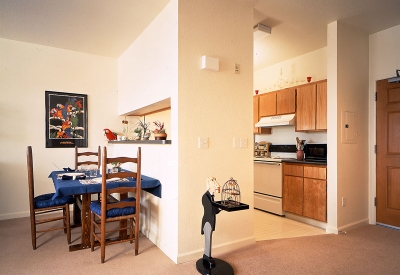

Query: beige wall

[336,21,369,229]
[0,38,119,219]
[177,0,255,263]
[327,21,370,232]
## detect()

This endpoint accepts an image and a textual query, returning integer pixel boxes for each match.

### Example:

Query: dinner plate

[92,177,121,183]
[61,173,85,177]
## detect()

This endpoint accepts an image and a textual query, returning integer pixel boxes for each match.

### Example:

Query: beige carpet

[1,216,400,274]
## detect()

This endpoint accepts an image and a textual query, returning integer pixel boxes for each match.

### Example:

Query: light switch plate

[240,138,248,148]
[198,137,209,149]
[233,137,240,148]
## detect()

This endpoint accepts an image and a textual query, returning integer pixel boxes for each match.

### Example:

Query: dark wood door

[376,79,400,227]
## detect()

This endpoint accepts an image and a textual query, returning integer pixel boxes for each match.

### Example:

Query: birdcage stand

[196,199,249,275]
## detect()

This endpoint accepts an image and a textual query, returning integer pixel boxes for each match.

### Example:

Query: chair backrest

[26,146,35,215]
[75,146,101,170]
[101,147,141,218]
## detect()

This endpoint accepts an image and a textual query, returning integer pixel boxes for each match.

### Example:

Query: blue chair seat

[34,193,74,209]
[90,197,136,218]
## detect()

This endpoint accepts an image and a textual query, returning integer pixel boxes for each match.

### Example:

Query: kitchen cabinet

[296,80,327,132]
[258,88,296,118]
[283,162,327,222]
[259,92,277,117]
[253,96,271,134]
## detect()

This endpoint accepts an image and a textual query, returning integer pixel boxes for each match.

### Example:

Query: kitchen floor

[254,209,326,241]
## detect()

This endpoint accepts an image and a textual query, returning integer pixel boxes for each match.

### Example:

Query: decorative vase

[154,133,167,140]
[296,150,304,161]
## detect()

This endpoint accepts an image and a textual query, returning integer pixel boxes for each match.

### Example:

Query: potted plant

[133,127,142,140]
[153,121,167,140]
[111,162,121,173]
[136,118,151,140]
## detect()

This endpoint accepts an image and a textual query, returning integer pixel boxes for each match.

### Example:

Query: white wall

[116,0,179,263]
[368,24,400,224]
[254,47,327,94]
[0,38,119,220]
[177,0,255,263]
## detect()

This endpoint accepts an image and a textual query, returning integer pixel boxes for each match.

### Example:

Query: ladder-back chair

[27,146,73,250]
[90,147,141,263]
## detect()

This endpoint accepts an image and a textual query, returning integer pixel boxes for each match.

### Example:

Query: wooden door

[296,84,316,131]
[259,92,277,117]
[277,88,296,115]
[316,81,327,130]
[376,79,400,227]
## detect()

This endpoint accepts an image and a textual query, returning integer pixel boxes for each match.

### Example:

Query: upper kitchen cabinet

[259,92,277,117]
[253,96,271,134]
[277,88,296,115]
[295,80,327,132]
[258,88,296,117]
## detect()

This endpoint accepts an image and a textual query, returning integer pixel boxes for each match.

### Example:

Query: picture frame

[45,91,88,148]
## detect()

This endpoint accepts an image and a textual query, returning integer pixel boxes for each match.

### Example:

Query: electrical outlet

[342,197,346,207]
[234,63,240,74]
[198,137,209,149]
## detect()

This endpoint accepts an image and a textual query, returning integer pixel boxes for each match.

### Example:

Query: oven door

[254,161,282,197]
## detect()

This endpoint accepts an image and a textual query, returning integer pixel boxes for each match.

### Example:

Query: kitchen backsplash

[254,125,327,145]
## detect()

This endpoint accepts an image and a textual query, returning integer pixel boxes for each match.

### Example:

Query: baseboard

[0,211,29,221]
[337,218,369,232]
[284,212,327,230]
[176,236,255,264]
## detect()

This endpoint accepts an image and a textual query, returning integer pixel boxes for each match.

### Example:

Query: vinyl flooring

[254,209,326,241]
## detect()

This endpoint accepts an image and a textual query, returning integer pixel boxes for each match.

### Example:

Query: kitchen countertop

[281,159,327,165]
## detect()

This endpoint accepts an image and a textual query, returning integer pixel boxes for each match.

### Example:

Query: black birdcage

[221,177,241,207]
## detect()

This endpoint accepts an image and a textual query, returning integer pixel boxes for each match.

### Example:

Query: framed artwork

[45,91,88,148]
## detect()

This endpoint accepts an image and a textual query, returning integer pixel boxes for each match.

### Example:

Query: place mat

[79,177,129,185]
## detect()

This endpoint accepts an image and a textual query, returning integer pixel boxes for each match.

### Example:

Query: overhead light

[253,24,271,40]
[388,69,400,83]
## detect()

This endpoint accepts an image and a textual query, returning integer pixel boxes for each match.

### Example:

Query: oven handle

[254,161,281,165]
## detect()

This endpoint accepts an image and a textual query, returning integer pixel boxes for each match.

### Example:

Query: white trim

[176,236,255,264]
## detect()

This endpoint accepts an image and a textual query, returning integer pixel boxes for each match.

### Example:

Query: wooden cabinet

[296,80,327,132]
[253,96,271,134]
[277,88,296,115]
[258,88,296,118]
[259,92,277,117]
[283,163,327,222]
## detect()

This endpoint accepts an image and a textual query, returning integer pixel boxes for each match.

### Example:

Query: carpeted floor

[1,216,400,274]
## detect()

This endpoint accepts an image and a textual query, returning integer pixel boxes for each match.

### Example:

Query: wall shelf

[108,140,171,145]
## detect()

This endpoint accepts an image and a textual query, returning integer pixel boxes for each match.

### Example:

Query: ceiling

[1,0,400,71]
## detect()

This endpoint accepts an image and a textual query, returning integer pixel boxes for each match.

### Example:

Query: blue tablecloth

[49,171,162,199]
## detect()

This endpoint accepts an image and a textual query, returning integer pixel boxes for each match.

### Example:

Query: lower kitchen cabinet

[283,162,327,222]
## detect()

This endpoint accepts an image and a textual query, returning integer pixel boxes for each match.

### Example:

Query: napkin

[63,167,75,172]
[58,173,86,180]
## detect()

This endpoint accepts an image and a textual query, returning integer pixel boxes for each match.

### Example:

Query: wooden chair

[27,146,73,250]
[90,147,142,263]
[75,146,101,170]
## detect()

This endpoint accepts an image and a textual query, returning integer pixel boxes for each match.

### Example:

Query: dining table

[49,171,162,252]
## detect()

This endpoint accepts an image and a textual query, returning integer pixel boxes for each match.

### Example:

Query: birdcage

[221,177,241,207]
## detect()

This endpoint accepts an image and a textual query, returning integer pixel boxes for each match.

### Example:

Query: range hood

[255,114,295,127]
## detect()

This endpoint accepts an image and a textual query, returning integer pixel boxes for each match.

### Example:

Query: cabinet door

[296,84,316,131]
[253,96,272,134]
[253,97,260,134]
[259,92,277,117]
[303,178,327,222]
[277,88,296,115]
[283,175,303,216]
[316,81,327,130]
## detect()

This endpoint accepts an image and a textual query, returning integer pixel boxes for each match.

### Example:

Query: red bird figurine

[103,128,117,141]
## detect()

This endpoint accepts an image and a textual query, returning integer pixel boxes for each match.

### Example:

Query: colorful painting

[45,91,88,148]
